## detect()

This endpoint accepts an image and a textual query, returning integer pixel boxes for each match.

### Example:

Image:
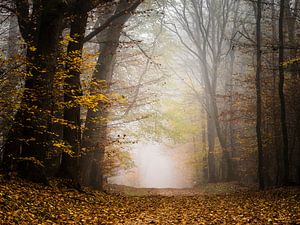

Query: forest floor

[0,177,299,224]
[105,182,255,196]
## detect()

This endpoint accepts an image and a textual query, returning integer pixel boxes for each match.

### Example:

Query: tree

[278,0,289,184]
[81,0,142,189]
[3,0,69,182]
[58,0,89,184]
[166,0,243,182]
[1,0,120,183]
[255,0,264,190]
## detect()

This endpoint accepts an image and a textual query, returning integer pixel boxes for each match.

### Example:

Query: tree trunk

[228,50,236,181]
[279,0,290,185]
[201,110,208,182]
[1,9,20,155]
[81,0,140,189]
[58,4,88,185]
[2,3,64,183]
[207,108,216,182]
[255,0,264,190]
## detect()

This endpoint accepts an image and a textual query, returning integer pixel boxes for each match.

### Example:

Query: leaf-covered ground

[0,178,299,224]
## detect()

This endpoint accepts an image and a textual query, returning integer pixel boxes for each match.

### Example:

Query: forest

[0,0,299,224]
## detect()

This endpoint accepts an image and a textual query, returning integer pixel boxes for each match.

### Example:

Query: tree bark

[81,0,140,189]
[279,0,290,185]
[270,0,281,185]
[207,110,216,182]
[255,0,264,190]
[58,3,88,185]
[2,1,65,182]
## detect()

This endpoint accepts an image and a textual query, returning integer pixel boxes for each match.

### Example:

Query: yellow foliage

[75,94,109,111]
[51,118,77,130]
[18,157,44,167]
[282,56,300,68]
[59,34,78,46]
[28,46,37,52]
[52,140,74,157]
[0,180,299,224]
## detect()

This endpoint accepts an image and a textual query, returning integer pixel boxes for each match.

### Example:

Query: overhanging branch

[83,0,143,43]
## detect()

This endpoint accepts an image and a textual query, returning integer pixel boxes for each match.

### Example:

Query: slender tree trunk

[285,0,299,184]
[201,110,208,182]
[228,50,236,180]
[279,0,290,185]
[207,109,216,182]
[271,0,281,185]
[255,0,264,190]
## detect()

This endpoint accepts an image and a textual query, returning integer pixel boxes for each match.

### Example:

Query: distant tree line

[164,0,300,189]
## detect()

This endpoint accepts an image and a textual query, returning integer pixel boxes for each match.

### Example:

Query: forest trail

[105,182,253,196]
[1,178,299,224]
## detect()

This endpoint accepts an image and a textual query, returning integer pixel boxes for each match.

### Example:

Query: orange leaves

[0,179,299,224]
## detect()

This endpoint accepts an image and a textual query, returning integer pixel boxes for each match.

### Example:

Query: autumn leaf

[0,179,299,225]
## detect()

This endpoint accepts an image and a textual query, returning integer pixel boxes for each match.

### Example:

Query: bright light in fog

[109,142,194,188]
[133,142,180,188]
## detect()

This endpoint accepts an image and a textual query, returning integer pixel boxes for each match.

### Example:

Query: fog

[110,142,193,188]
[134,143,180,188]
[106,0,288,189]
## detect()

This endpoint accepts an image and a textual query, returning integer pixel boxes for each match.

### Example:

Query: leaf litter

[0,178,299,224]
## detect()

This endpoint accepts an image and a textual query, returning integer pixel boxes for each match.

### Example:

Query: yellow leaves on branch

[51,118,77,130]
[18,157,44,167]
[72,92,127,111]
[74,94,109,111]
[60,34,78,46]
[52,140,74,157]
[282,56,300,68]
[28,46,37,52]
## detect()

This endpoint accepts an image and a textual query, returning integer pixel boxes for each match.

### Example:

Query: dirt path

[106,182,253,196]
[144,188,205,196]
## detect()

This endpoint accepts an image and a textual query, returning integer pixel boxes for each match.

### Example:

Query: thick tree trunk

[1,10,20,156]
[81,0,139,189]
[58,5,88,185]
[209,74,233,182]
[7,11,19,58]
[20,9,64,182]
[201,57,232,182]
[1,0,115,181]
[2,3,64,183]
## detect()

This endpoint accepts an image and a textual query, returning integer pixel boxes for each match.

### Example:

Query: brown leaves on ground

[0,178,299,224]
